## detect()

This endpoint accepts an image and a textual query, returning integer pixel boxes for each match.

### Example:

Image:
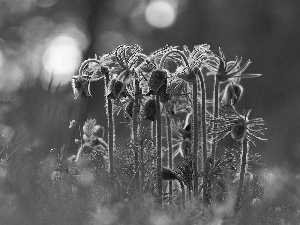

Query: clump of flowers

[68,44,267,220]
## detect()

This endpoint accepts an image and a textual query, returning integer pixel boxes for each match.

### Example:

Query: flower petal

[233,73,262,79]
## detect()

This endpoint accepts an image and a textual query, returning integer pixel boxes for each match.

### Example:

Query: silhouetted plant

[71,44,266,216]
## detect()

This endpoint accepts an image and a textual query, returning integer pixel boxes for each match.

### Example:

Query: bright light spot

[145,1,177,29]
[42,35,82,86]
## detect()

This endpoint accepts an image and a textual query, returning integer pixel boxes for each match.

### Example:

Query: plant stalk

[197,68,208,204]
[104,72,115,186]
[156,93,162,205]
[211,77,220,164]
[140,139,145,193]
[132,79,140,192]
[192,78,199,197]
[166,115,173,203]
[235,139,249,212]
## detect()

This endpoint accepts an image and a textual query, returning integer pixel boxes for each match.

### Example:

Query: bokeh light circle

[42,35,81,86]
[145,1,177,29]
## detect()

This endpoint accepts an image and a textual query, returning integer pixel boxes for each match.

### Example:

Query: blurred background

[0,0,300,224]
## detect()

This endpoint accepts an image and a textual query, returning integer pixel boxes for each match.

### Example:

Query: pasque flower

[209,109,267,145]
[221,81,244,107]
[71,75,91,99]
[207,47,262,83]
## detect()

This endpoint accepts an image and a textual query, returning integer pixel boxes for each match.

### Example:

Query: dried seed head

[222,83,243,106]
[231,119,246,141]
[144,99,156,121]
[149,69,167,92]
[71,76,91,99]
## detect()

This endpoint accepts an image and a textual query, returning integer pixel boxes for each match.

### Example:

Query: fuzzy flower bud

[108,78,126,99]
[221,82,243,106]
[71,75,91,99]
[231,119,246,141]
[149,69,167,92]
[144,99,156,121]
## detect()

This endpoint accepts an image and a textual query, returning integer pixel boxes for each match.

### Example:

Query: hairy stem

[132,79,140,192]
[79,59,101,76]
[140,139,145,193]
[192,78,199,197]
[104,72,115,186]
[159,49,189,70]
[166,115,173,203]
[197,68,208,204]
[156,93,162,205]
[235,140,249,212]
[178,179,186,209]
[211,77,220,164]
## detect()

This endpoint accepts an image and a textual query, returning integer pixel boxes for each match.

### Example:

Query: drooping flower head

[176,44,213,83]
[148,69,168,93]
[206,47,262,83]
[221,80,244,107]
[71,75,91,99]
[107,78,127,100]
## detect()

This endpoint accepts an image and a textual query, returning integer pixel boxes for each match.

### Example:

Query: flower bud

[231,119,246,141]
[71,76,91,99]
[108,78,125,99]
[149,69,167,92]
[144,99,156,121]
[221,83,243,106]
